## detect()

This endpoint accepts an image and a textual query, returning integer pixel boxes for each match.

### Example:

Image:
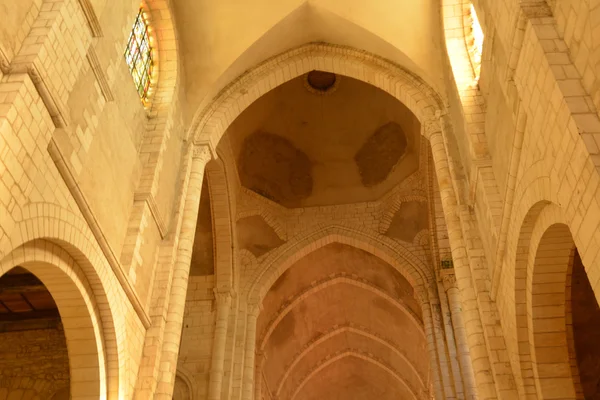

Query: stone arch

[258,275,425,351]
[173,369,193,400]
[512,202,584,399]
[288,350,420,400]
[1,205,129,398]
[190,43,444,149]
[274,324,426,397]
[245,224,433,305]
[206,158,235,290]
[0,240,107,399]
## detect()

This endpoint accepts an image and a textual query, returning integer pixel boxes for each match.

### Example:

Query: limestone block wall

[0,324,70,399]
[0,0,186,397]
[441,0,600,397]
[177,275,217,399]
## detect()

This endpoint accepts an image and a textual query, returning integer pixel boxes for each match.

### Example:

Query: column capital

[193,144,212,163]
[214,287,234,306]
[440,270,457,292]
[247,301,263,317]
[415,287,430,305]
[423,118,442,138]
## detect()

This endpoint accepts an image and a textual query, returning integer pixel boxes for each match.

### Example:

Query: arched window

[468,3,484,82]
[124,7,154,104]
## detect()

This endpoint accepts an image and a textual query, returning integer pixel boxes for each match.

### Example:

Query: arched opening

[173,373,192,400]
[185,43,468,399]
[255,243,430,400]
[517,216,600,400]
[567,249,600,399]
[0,241,108,399]
[0,267,70,399]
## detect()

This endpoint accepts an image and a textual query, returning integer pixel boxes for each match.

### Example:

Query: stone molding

[133,191,168,239]
[190,43,444,150]
[9,62,70,128]
[86,47,114,102]
[245,224,433,305]
[48,138,152,329]
[76,0,103,37]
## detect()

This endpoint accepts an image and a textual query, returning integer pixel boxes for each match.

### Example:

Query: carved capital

[192,144,212,163]
[441,271,457,292]
[214,288,233,306]
[247,302,263,317]
[423,117,442,138]
[415,288,429,305]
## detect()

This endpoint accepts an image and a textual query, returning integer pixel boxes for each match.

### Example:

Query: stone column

[155,144,212,399]
[242,303,262,400]
[443,271,477,400]
[208,288,234,400]
[437,279,465,399]
[427,286,458,399]
[254,351,266,400]
[427,123,498,399]
[420,291,446,400]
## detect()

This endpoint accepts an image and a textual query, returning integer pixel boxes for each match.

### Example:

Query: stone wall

[0,324,69,399]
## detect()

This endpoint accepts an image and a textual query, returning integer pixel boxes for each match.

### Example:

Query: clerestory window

[469,3,484,82]
[124,7,154,104]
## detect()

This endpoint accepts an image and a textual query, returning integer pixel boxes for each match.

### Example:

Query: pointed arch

[190,43,444,150]
[288,350,419,400]
[245,224,433,305]
[274,324,426,397]
[258,275,425,352]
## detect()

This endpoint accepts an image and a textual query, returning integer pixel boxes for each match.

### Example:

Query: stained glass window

[124,8,153,103]
[469,4,484,81]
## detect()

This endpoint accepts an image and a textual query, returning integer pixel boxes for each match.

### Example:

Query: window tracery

[124,7,154,104]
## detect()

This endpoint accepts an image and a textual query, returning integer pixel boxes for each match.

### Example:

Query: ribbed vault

[256,243,430,400]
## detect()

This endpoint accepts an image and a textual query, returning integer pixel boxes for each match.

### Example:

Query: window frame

[124,7,155,106]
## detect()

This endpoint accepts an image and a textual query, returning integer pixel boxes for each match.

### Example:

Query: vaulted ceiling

[221,72,421,207]
[256,243,429,400]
